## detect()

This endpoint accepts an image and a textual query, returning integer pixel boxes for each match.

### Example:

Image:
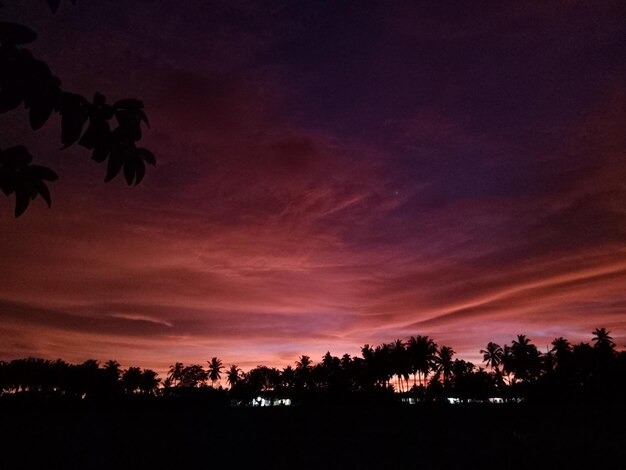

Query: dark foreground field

[1,400,624,469]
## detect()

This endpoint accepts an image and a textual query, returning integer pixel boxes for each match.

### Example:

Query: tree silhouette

[592,328,615,352]
[507,335,541,383]
[207,357,224,388]
[280,365,296,391]
[551,337,572,365]
[407,335,437,387]
[0,1,155,217]
[434,346,455,386]
[166,362,184,388]
[391,339,410,392]
[480,342,503,372]
[226,365,241,389]
[178,364,207,388]
[295,355,312,390]
[138,369,160,395]
[0,328,623,404]
[122,367,143,394]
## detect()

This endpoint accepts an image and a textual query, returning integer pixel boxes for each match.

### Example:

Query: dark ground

[0,400,624,469]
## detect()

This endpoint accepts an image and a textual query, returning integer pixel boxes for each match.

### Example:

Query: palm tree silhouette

[295,355,313,390]
[226,365,241,389]
[407,335,437,387]
[509,335,541,383]
[122,367,143,394]
[281,365,296,391]
[167,362,184,387]
[592,328,615,350]
[391,339,410,392]
[434,346,455,386]
[480,342,503,372]
[551,337,572,370]
[139,369,160,395]
[207,357,224,388]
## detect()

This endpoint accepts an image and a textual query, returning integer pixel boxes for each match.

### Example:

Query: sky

[1,0,625,374]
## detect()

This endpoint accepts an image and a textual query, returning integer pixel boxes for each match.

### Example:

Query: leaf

[114,110,142,141]
[91,145,110,163]
[29,165,58,181]
[134,157,145,185]
[60,93,89,147]
[114,98,144,109]
[0,21,37,45]
[2,146,32,167]
[34,180,51,207]
[78,118,109,149]
[29,102,53,130]
[0,170,14,195]
[14,189,29,217]
[136,148,156,166]
[104,151,123,182]
[0,89,24,113]
[92,92,106,106]
[123,157,136,185]
[139,110,150,128]
[46,0,61,13]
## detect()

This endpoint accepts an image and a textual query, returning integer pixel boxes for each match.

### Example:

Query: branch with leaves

[0,0,155,217]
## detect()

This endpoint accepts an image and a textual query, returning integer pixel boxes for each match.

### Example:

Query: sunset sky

[1,1,625,374]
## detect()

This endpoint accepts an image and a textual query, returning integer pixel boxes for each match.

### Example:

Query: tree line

[1,328,623,404]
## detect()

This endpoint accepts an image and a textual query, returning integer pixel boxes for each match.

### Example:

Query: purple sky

[1,1,625,373]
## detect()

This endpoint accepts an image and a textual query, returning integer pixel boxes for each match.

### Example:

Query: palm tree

[509,335,541,383]
[103,360,121,380]
[551,337,571,355]
[295,355,313,390]
[139,369,160,395]
[434,346,455,386]
[373,343,393,388]
[281,365,296,391]
[296,355,312,370]
[480,342,504,372]
[179,364,208,387]
[407,335,437,386]
[226,365,241,389]
[551,337,572,370]
[167,362,184,387]
[122,367,143,394]
[391,339,409,392]
[592,328,615,350]
[207,357,224,388]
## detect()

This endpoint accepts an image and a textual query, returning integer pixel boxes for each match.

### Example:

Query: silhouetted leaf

[114,109,142,141]
[134,157,145,185]
[14,190,29,217]
[92,145,110,163]
[0,90,23,113]
[114,98,144,109]
[29,165,58,181]
[60,92,89,147]
[104,151,123,182]
[0,21,37,45]
[29,102,53,130]
[92,92,106,106]
[123,157,135,185]
[46,0,61,13]
[137,148,156,166]
[139,109,149,127]
[78,118,109,149]
[1,146,32,166]
[33,180,51,207]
